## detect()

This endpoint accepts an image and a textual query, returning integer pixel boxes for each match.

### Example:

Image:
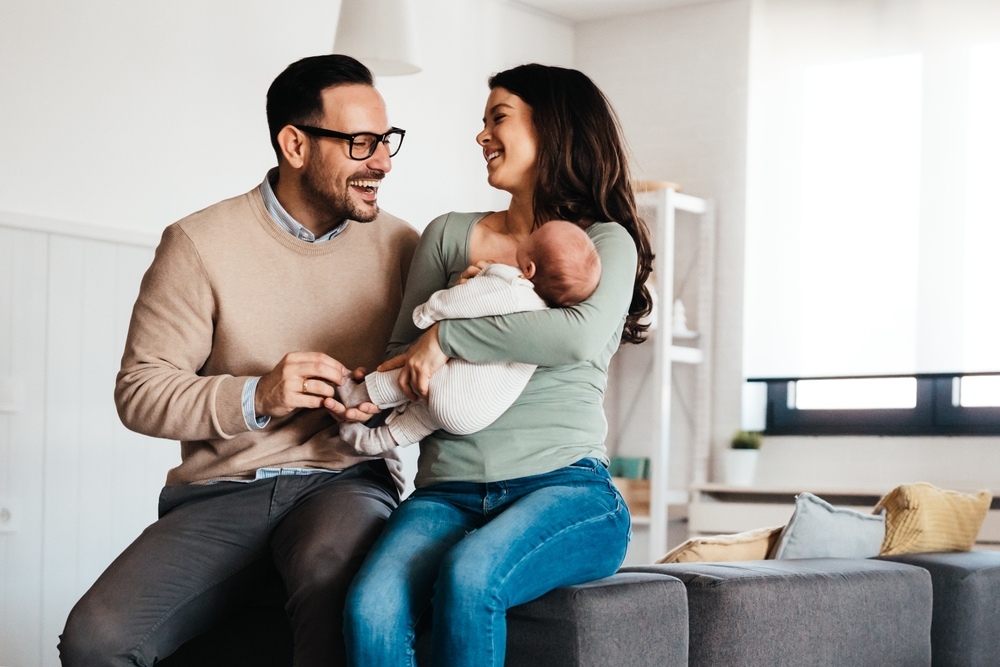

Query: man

[59,54,418,667]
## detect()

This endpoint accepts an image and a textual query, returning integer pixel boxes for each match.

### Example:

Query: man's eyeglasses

[293,125,406,160]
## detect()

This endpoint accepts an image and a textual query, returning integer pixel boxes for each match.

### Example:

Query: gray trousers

[58,460,398,667]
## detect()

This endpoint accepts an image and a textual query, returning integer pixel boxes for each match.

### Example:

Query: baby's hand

[456,260,494,285]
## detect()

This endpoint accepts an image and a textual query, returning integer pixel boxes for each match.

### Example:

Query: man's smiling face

[300,84,392,223]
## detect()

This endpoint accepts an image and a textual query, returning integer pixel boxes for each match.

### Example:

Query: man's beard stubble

[301,157,381,225]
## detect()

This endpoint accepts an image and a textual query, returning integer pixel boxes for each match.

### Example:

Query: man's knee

[60,597,137,667]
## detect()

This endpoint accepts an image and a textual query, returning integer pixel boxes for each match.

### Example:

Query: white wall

[0,220,177,667]
[575,0,753,487]
[0,0,572,237]
[756,436,1000,494]
[376,1,574,228]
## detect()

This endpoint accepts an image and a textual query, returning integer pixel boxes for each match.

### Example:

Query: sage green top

[387,212,638,487]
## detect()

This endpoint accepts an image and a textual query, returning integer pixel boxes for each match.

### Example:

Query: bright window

[796,55,923,377]
[963,43,1000,372]
[792,377,918,410]
[959,376,1000,408]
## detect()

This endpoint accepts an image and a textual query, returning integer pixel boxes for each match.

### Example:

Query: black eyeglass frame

[292,124,406,160]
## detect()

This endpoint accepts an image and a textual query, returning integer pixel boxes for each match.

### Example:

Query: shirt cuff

[242,377,270,431]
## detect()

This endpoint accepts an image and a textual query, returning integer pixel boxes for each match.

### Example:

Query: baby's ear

[522,261,536,280]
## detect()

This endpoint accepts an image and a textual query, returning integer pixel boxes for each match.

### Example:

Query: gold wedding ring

[303,378,309,394]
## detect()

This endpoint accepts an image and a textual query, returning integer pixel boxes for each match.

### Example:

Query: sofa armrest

[505,572,689,667]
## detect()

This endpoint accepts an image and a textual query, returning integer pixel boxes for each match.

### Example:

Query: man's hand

[455,260,494,285]
[377,323,449,402]
[255,351,352,419]
[322,367,382,423]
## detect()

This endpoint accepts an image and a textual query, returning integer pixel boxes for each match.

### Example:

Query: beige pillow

[657,526,784,564]
[876,483,992,556]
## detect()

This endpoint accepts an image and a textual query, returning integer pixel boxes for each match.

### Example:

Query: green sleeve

[384,213,465,360]
[438,221,638,367]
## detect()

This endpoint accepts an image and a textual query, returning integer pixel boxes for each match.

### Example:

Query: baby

[337,219,602,455]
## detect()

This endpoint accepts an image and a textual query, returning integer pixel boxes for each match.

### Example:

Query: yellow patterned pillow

[656,526,784,564]
[875,483,992,556]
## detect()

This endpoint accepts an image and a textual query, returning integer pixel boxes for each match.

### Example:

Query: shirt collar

[259,168,349,243]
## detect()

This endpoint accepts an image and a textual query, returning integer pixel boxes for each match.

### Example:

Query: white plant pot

[723,449,759,487]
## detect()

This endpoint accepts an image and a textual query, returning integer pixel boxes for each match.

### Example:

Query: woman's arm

[383,213,461,361]
[437,222,638,367]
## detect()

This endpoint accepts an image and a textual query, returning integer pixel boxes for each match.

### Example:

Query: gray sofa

[881,551,1000,667]
[623,559,933,667]
[162,551,1000,667]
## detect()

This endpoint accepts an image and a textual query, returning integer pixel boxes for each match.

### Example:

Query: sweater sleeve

[437,222,638,367]
[114,224,250,441]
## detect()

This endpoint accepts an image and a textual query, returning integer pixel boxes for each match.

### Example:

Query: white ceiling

[514,0,721,23]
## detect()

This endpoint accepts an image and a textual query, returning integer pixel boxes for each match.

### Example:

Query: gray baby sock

[336,377,372,409]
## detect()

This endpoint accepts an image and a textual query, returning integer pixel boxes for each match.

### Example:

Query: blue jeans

[344,458,631,667]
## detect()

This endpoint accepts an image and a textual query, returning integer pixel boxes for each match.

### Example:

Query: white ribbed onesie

[366,263,547,446]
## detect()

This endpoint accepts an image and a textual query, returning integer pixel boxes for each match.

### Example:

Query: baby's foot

[339,421,399,456]
[336,376,372,409]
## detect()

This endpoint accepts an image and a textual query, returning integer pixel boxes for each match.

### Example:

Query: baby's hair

[530,221,602,307]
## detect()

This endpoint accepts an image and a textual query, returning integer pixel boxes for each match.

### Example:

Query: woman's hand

[378,323,449,401]
[456,260,494,285]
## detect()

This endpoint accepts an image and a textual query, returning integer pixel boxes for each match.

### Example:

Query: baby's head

[517,220,602,307]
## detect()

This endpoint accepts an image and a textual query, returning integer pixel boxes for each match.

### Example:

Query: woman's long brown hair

[488,64,654,344]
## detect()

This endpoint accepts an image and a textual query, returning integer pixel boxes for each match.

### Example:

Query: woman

[344,63,654,667]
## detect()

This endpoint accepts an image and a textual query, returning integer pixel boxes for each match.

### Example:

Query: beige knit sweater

[115,188,419,488]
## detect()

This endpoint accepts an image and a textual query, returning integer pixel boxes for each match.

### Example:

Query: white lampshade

[334,0,421,76]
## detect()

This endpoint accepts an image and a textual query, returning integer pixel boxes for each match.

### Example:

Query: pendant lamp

[334,0,422,76]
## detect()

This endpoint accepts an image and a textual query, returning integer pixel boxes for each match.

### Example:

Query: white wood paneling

[0,220,176,667]
[40,236,87,663]
[0,228,49,667]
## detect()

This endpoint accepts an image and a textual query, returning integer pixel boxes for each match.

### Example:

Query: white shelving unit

[636,184,715,562]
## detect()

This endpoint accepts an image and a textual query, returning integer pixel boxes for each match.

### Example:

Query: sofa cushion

[880,551,1000,667]
[624,558,932,667]
[415,572,689,667]
[770,492,885,559]
[504,572,689,667]
[657,526,783,564]
[876,483,991,556]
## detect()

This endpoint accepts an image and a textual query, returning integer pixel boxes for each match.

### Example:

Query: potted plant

[724,430,761,486]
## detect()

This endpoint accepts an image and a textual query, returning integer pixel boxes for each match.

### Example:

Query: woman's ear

[277,125,309,169]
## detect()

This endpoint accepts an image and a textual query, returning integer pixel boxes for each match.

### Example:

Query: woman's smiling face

[477,87,539,196]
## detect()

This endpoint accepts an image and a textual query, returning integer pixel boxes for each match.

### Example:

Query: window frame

[749,373,1000,436]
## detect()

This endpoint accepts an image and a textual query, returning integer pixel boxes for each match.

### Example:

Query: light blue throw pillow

[771,492,886,559]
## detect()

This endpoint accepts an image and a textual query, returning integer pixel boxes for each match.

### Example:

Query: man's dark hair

[266,54,374,161]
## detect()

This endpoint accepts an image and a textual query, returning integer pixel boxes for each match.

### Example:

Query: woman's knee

[344,573,410,640]
[434,546,500,610]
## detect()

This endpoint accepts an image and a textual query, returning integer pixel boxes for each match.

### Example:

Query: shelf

[629,187,715,562]
[691,483,1000,508]
[670,345,703,364]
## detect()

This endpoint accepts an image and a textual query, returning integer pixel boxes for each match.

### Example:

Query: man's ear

[276,125,309,169]
[522,260,536,280]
